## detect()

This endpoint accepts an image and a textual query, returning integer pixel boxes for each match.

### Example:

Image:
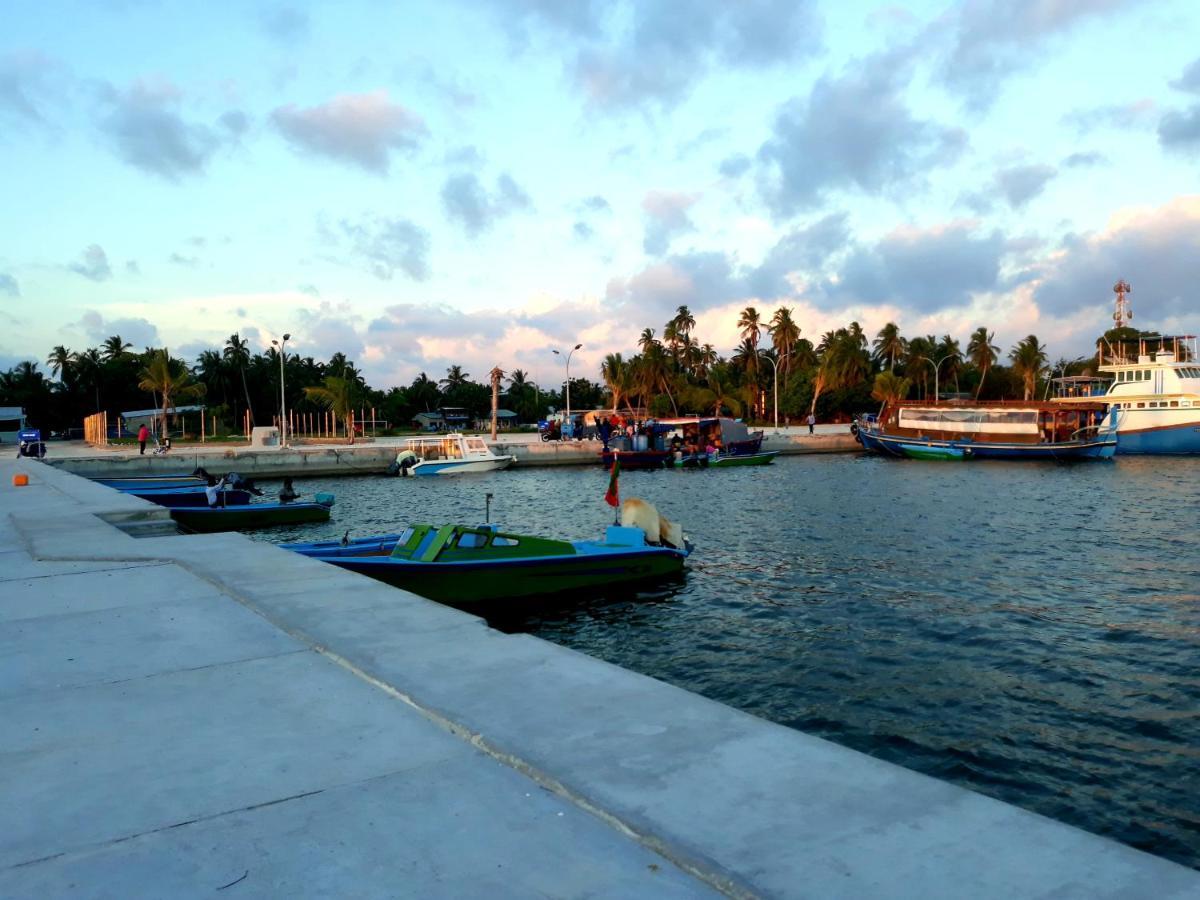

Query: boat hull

[172,502,331,533]
[407,456,514,476]
[1113,415,1200,454]
[129,487,252,507]
[95,476,205,491]
[601,450,670,469]
[863,430,1116,461]
[294,546,686,604]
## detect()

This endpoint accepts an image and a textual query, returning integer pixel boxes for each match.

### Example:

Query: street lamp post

[552,343,582,435]
[918,354,955,403]
[758,350,790,433]
[271,333,291,446]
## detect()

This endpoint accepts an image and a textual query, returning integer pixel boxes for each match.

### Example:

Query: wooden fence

[83,411,108,447]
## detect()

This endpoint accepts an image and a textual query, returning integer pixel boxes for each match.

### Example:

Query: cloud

[1170,56,1200,94]
[995,163,1057,208]
[1158,105,1200,155]
[1062,98,1156,133]
[77,309,160,347]
[97,79,225,180]
[271,90,426,173]
[609,251,743,315]
[298,283,320,296]
[567,0,821,109]
[0,50,60,124]
[573,221,594,240]
[934,0,1134,109]
[748,212,850,298]
[0,272,19,297]
[441,172,532,237]
[168,252,200,267]
[218,109,250,139]
[294,303,366,361]
[68,244,113,282]
[580,194,611,213]
[1062,151,1106,168]
[757,52,965,214]
[259,5,310,42]
[125,260,141,275]
[1030,196,1200,319]
[718,154,751,178]
[339,215,431,280]
[824,221,1007,313]
[642,190,698,255]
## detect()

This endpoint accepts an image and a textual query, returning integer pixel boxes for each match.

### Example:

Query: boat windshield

[897,407,1040,434]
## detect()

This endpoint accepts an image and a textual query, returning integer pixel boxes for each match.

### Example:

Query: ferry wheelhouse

[857,400,1116,461]
[1054,335,1200,454]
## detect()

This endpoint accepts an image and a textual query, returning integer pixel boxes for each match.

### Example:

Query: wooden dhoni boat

[857,400,1117,461]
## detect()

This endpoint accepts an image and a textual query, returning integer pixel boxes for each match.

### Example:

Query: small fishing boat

[280,499,688,604]
[388,433,515,476]
[128,485,253,507]
[857,401,1117,460]
[172,498,333,534]
[673,449,779,468]
[601,416,768,469]
[92,471,209,491]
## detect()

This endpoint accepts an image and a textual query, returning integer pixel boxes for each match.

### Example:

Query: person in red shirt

[137,424,149,455]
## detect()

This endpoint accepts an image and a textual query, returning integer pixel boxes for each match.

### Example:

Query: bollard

[13,473,30,486]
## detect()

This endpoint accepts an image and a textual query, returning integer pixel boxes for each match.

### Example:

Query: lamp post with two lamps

[552,343,582,436]
[918,353,956,404]
[757,349,790,433]
[271,333,291,447]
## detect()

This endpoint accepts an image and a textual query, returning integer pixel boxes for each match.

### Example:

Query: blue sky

[3,0,1199,387]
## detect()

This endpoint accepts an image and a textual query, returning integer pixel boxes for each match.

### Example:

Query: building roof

[121,405,206,418]
[0,407,25,419]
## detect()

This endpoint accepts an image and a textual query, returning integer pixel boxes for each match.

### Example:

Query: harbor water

[252,453,1200,869]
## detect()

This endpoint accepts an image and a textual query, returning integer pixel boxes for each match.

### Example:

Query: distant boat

[673,450,779,468]
[601,416,768,469]
[171,499,333,533]
[280,502,689,604]
[93,472,208,491]
[389,433,514,476]
[857,401,1117,461]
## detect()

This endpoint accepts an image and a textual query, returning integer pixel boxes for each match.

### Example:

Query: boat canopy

[898,407,1042,435]
[653,417,753,442]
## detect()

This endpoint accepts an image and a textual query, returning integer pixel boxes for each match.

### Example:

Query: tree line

[2,313,1125,437]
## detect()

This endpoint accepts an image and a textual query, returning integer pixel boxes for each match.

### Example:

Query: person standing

[806,413,815,435]
[137,424,149,455]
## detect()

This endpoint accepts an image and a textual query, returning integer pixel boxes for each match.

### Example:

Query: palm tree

[440,365,470,390]
[937,335,963,394]
[75,347,104,412]
[1009,335,1048,400]
[138,350,206,436]
[634,344,677,414]
[408,372,442,412]
[871,371,912,411]
[694,343,718,381]
[671,305,696,341]
[872,323,905,371]
[662,321,683,368]
[811,328,871,415]
[601,353,633,412]
[637,328,658,354]
[905,335,935,400]
[768,307,801,375]
[305,376,364,443]
[101,335,133,362]
[737,307,761,349]
[223,334,255,427]
[967,327,1000,399]
[46,345,74,381]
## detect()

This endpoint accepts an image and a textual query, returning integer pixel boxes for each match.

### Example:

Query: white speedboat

[390,433,514,476]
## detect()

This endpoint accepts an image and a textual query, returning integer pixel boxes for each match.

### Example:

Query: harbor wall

[48,431,861,477]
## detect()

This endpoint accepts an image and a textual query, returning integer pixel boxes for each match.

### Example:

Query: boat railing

[1099,335,1198,367]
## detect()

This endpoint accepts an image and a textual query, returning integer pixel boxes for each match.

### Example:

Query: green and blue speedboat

[280,518,690,604]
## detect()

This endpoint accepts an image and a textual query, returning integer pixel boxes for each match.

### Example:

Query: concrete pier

[45,427,860,479]
[3,458,1197,898]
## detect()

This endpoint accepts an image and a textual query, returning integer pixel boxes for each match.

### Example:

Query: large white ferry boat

[1053,282,1200,454]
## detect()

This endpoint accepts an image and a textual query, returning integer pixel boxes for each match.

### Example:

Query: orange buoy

[12,473,30,486]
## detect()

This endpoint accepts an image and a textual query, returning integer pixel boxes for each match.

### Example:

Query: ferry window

[1142,370,1151,380]
[1170,401,1179,407]
[1136,402,1145,408]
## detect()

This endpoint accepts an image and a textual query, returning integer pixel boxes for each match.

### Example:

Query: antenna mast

[1112,279,1133,329]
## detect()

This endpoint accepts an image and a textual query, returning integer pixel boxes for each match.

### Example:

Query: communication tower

[1112,279,1133,329]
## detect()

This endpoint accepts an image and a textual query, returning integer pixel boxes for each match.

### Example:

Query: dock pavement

[2,458,1198,898]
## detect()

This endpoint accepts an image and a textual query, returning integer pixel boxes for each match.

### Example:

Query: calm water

[251,454,1200,868]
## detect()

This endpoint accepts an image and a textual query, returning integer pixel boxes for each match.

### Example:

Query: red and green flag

[604,453,620,508]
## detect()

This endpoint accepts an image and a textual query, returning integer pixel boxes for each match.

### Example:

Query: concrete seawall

[48,431,861,478]
[4,457,1198,897]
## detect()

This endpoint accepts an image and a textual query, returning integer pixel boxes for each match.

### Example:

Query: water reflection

[251,453,1200,868]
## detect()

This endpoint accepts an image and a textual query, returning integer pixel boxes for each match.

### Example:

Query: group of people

[200,472,298,508]
[595,415,650,450]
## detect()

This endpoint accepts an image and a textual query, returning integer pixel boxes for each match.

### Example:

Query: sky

[3,0,1200,389]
